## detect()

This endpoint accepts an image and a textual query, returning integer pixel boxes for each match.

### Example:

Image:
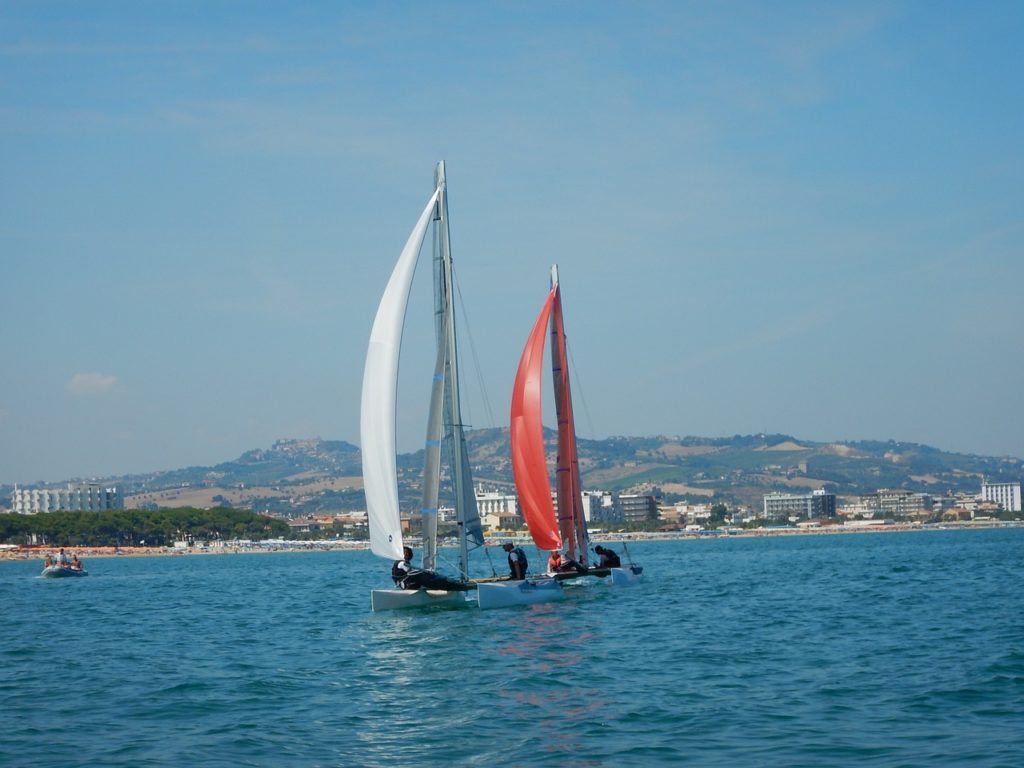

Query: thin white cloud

[66,372,118,397]
[0,37,281,57]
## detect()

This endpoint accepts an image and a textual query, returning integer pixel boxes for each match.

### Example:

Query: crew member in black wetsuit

[392,546,418,587]
[502,542,528,580]
[391,546,466,591]
[594,545,621,568]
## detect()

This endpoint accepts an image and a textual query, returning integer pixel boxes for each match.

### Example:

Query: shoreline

[1,520,1019,561]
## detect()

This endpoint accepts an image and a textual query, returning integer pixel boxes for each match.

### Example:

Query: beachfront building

[583,491,620,524]
[669,502,713,526]
[475,486,522,529]
[480,509,521,535]
[981,481,1022,513]
[287,516,326,534]
[618,494,659,524]
[12,483,123,514]
[763,489,837,521]
[871,489,934,519]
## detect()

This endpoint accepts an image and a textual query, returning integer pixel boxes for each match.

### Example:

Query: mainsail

[549,267,589,565]
[420,162,484,572]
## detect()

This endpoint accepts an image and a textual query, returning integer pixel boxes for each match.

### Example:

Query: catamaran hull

[610,565,643,586]
[476,579,565,610]
[370,588,469,612]
[41,566,87,578]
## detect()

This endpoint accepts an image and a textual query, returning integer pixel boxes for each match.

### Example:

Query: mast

[434,161,480,579]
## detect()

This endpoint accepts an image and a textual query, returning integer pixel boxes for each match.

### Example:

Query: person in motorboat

[391,546,466,591]
[71,554,84,570]
[43,554,54,568]
[502,542,528,580]
[594,545,621,568]
[57,548,70,566]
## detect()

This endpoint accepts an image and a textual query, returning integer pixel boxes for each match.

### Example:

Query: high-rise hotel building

[980,481,1022,513]
[11,483,123,514]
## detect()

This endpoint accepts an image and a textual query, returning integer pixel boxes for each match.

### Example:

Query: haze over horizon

[3,2,1022,485]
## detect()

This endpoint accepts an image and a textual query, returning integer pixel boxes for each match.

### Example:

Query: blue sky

[2,1,1022,485]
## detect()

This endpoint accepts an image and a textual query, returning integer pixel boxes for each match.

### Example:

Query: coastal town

[2,474,1020,561]
[3,434,1020,561]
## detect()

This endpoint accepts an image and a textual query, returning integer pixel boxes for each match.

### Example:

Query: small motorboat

[41,565,88,578]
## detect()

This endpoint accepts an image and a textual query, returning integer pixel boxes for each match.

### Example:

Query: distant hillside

[465,429,1024,509]
[2,433,1021,516]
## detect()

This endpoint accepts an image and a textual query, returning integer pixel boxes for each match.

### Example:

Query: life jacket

[391,559,410,587]
[548,553,562,571]
[509,547,527,573]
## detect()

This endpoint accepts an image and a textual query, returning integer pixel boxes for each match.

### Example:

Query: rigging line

[434,548,466,579]
[566,341,597,441]
[452,265,497,429]
[433,538,487,580]
[482,545,499,578]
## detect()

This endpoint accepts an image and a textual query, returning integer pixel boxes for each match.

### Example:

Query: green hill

[2,432,1020,516]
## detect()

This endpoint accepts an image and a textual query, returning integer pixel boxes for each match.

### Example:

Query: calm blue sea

[2,529,1023,767]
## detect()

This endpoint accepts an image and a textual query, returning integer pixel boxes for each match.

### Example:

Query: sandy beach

[3,520,1018,562]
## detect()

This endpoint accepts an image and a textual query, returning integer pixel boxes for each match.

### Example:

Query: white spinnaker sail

[361,188,440,561]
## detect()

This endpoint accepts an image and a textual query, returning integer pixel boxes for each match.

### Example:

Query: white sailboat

[362,162,485,611]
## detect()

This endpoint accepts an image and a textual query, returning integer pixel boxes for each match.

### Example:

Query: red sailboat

[511,264,643,584]
[510,264,592,569]
[476,265,641,609]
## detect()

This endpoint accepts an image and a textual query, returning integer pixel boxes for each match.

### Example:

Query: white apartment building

[671,502,712,526]
[12,483,124,514]
[475,486,522,528]
[582,491,620,524]
[980,481,1022,513]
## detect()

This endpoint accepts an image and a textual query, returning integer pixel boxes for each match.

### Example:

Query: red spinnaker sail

[510,288,561,551]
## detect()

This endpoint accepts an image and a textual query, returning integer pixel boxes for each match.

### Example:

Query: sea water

[2,528,1022,767]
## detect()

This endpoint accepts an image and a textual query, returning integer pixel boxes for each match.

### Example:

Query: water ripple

[2,530,1023,766]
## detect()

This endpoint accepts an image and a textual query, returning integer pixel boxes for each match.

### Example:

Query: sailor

[547,551,562,573]
[391,546,464,591]
[391,546,418,588]
[548,550,586,575]
[594,545,621,568]
[502,542,528,580]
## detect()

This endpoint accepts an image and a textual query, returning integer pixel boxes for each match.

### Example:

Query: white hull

[370,588,470,612]
[476,579,565,610]
[610,566,643,586]
[41,565,87,578]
